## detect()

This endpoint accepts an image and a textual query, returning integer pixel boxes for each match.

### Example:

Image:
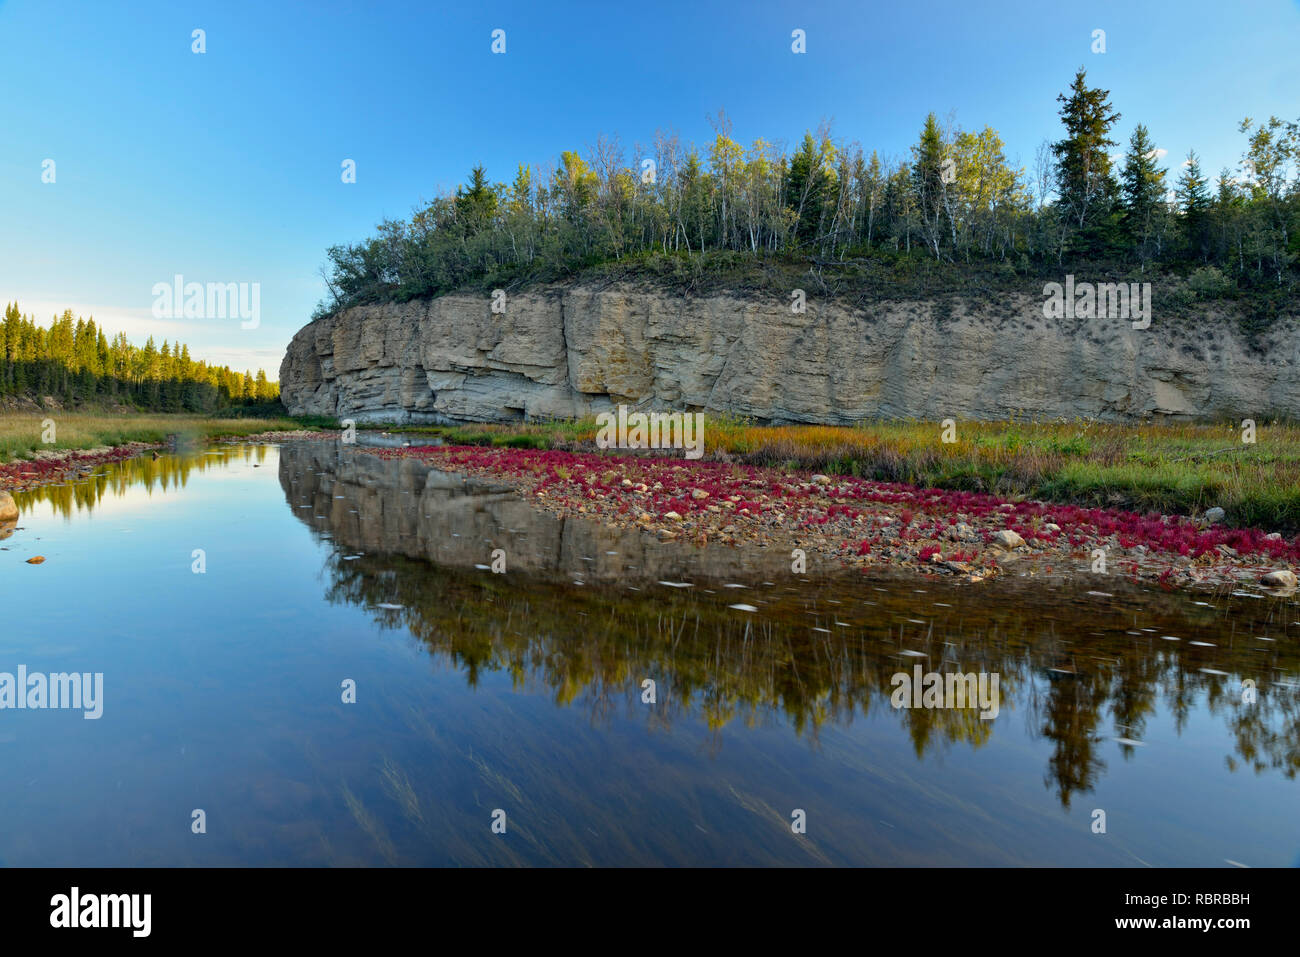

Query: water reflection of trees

[12,445,267,518]
[319,550,1300,809]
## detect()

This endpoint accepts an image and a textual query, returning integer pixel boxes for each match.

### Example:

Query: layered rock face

[280,285,1300,424]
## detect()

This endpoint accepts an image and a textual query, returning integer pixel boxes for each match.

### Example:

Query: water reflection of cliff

[279,441,1300,809]
[278,439,796,581]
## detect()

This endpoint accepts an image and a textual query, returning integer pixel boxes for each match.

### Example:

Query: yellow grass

[0,412,305,462]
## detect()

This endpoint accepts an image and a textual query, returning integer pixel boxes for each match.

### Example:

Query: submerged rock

[1261,569,1298,588]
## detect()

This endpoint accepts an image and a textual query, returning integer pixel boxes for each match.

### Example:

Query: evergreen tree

[786,132,832,246]
[1051,68,1122,255]
[1120,124,1168,263]
[1176,150,1211,259]
[454,164,499,236]
[0,305,275,409]
[911,113,949,258]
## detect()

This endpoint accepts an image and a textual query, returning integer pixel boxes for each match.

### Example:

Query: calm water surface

[2,441,1298,866]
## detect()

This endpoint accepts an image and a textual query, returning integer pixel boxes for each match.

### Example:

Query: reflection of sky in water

[0,443,1297,866]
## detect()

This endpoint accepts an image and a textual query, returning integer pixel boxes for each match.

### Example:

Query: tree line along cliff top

[314,69,1298,330]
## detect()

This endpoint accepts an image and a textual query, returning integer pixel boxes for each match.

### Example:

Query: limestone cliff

[280,284,1300,424]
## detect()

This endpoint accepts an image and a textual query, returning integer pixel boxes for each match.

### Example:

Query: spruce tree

[1120,124,1167,262]
[786,133,826,245]
[454,164,498,236]
[911,113,947,258]
[1051,68,1122,256]
[1176,150,1211,259]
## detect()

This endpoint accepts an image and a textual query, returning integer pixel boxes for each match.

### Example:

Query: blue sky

[1,0,1297,376]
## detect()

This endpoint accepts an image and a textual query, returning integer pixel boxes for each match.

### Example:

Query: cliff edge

[280,284,1300,424]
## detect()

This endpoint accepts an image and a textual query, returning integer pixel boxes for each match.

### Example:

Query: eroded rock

[280,286,1300,425]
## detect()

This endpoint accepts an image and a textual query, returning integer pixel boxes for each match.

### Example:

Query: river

[1,440,1297,866]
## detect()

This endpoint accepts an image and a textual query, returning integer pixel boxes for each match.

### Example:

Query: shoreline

[6,431,1298,594]
[361,443,1300,594]
[286,416,1300,536]
[0,428,334,495]
[0,442,160,494]
[214,429,339,444]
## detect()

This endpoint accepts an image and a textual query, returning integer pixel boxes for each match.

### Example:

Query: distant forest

[1,302,279,411]
[317,68,1298,320]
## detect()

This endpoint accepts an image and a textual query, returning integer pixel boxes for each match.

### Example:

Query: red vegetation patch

[363,445,1300,587]
[1,445,154,493]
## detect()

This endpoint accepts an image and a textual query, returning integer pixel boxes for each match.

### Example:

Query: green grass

[358,419,589,449]
[0,412,313,462]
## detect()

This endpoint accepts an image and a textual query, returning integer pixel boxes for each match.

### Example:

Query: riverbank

[363,417,1300,534]
[363,443,1299,593]
[0,412,316,465]
[5,413,1298,592]
[0,442,160,495]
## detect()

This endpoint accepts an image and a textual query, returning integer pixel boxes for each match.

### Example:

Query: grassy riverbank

[366,417,1300,532]
[0,412,315,462]
[6,411,1297,533]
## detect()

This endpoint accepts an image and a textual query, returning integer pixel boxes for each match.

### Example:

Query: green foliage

[0,302,278,411]
[1187,265,1233,299]
[1120,123,1168,262]
[314,71,1299,321]
[1176,149,1212,259]
[220,399,291,419]
[290,414,343,430]
[1052,67,1122,255]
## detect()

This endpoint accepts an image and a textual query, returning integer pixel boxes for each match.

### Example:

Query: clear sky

[2,0,1297,376]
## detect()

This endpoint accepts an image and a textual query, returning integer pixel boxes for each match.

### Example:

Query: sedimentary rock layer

[280,285,1299,424]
